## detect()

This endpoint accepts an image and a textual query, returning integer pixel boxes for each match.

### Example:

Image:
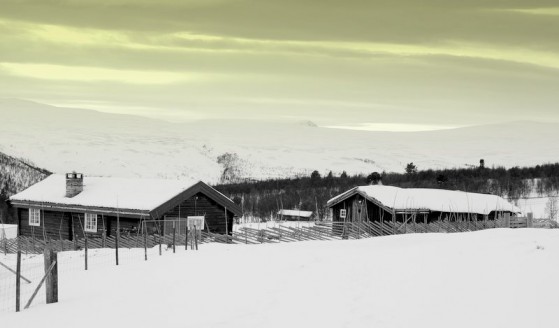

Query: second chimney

[65,172,83,197]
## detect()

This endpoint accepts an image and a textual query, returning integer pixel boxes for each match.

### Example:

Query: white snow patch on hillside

[2,229,558,328]
[2,99,559,182]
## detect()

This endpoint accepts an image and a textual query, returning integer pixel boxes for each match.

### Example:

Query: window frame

[29,208,41,227]
[340,209,347,219]
[84,213,98,233]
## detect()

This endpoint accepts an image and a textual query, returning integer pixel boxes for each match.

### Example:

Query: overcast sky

[1,0,558,130]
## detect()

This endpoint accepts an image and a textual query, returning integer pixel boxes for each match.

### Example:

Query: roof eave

[9,200,149,218]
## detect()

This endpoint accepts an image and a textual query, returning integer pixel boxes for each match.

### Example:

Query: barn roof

[327,185,520,215]
[9,174,242,218]
[278,209,313,218]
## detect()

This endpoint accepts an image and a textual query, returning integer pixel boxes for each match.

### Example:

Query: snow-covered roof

[10,174,199,212]
[327,185,520,215]
[278,209,313,218]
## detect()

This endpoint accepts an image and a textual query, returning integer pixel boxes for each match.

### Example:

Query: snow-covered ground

[233,220,316,232]
[1,229,558,328]
[0,224,17,239]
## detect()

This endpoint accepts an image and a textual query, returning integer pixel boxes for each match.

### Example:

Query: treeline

[214,163,559,219]
[0,151,50,224]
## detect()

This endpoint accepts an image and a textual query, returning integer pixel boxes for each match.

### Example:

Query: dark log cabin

[9,173,242,241]
[327,185,519,226]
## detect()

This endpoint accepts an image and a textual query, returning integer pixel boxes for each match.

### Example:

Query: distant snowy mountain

[1,98,558,183]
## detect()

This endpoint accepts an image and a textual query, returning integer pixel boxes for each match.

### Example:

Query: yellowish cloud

[325,123,461,132]
[2,17,559,83]
[507,7,559,16]
[0,63,197,84]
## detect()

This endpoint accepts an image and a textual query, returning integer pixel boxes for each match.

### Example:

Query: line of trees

[0,151,50,224]
[214,163,559,220]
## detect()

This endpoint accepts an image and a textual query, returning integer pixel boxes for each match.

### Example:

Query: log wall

[163,192,234,234]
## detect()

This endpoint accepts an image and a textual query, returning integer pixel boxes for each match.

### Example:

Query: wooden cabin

[327,185,519,225]
[8,173,242,240]
[277,209,313,221]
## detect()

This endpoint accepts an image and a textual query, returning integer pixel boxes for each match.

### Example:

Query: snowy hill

[1,98,559,182]
[2,229,558,327]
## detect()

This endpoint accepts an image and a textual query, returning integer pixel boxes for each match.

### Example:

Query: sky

[0,0,558,130]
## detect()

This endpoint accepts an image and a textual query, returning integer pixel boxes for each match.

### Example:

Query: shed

[277,209,313,221]
[8,173,242,240]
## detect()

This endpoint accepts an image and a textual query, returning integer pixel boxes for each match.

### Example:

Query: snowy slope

[1,98,559,183]
[1,229,558,327]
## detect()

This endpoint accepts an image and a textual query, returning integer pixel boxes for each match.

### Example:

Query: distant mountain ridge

[1,98,559,183]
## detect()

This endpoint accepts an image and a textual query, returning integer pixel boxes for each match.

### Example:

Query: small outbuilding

[277,209,313,221]
[9,173,242,240]
[327,185,520,225]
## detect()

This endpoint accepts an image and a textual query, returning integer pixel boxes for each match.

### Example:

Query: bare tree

[544,195,558,222]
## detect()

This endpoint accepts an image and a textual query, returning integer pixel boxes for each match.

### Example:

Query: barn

[327,185,520,225]
[8,173,242,240]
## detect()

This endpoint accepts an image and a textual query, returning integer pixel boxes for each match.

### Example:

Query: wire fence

[1,216,557,314]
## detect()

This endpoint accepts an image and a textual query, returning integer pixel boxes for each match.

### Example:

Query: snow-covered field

[1,229,558,328]
[2,99,559,182]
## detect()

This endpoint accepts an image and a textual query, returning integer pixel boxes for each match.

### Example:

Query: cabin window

[29,208,41,226]
[340,209,347,219]
[84,213,98,233]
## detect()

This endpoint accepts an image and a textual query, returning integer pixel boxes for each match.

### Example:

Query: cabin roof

[327,185,521,215]
[9,174,242,218]
[278,209,313,218]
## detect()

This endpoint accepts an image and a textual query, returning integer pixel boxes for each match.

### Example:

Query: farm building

[278,209,313,221]
[327,185,520,225]
[8,173,242,240]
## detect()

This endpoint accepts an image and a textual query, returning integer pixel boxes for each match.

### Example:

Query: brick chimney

[65,172,83,197]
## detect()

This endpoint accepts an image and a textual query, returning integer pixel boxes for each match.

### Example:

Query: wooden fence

[1,214,556,254]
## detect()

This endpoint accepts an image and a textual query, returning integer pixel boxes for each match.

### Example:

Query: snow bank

[1,229,558,328]
[0,224,17,239]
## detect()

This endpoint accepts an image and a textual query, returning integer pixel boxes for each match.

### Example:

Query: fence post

[225,207,229,244]
[44,248,58,304]
[116,228,120,266]
[144,223,148,261]
[173,222,176,253]
[527,212,533,228]
[194,225,198,250]
[84,237,88,270]
[185,225,188,251]
[16,249,21,312]
[3,234,7,255]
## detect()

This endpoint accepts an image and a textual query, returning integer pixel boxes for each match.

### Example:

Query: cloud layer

[1,0,558,127]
